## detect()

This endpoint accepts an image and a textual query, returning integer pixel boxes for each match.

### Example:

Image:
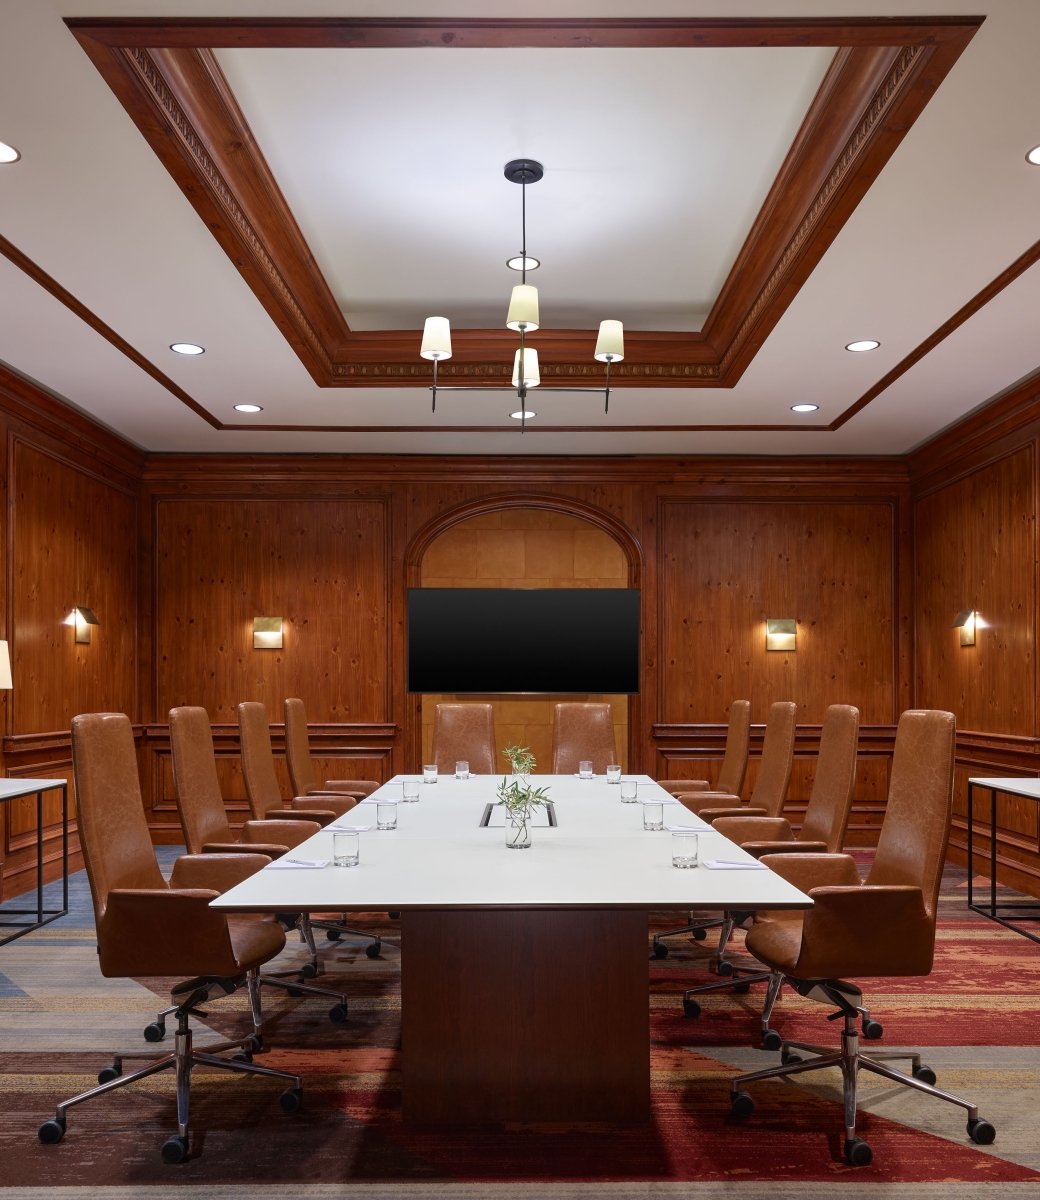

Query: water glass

[423,763,438,784]
[376,801,398,830]
[455,760,470,780]
[671,831,699,868]
[402,778,421,802]
[642,799,664,831]
[620,778,639,803]
[332,830,360,867]
[578,760,594,780]
[606,763,622,784]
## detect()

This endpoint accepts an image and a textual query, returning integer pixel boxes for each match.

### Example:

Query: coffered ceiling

[1,1,1038,456]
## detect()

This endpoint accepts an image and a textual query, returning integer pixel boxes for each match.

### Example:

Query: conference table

[212,773,812,1124]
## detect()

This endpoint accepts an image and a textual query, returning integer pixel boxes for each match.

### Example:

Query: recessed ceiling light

[1027,144,1040,166]
[845,339,880,352]
[506,255,540,272]
[791,403,819,413]
[510,410,536,420]
[0,141,21,164]
[234,404,263,413]
[170,342,205,356]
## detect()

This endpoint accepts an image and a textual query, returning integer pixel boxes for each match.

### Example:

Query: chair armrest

[794,885,933,978]
[292,795,357,817]
[242,818,320,848]
[756,852,861,891]
[710,816,792,845]
[265,805,336,825]
[202,840,289,858]
[98,888,241,977]
[170,852,271,891]
[700,805,768,822]
[322,779,379,797]
[741,839,829,859]
[656,778,710,795]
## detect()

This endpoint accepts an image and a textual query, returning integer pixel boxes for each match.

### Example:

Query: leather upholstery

[238,700,351,823]
[71,712,286,979]
[283,697,380,797]
[551,703,618,774]
[431,703,497,774]
[657,700,751,798]
[677,700,796,821]
[745,708,955,981]
[712,703,858,858]
[170,706,321,856]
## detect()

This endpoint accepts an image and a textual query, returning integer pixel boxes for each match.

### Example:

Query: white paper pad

[666,824,704,833]
[327,824,373,833]
[269,857,329,870]
[703,859,768,871]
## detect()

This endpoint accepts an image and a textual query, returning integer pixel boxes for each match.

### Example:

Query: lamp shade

[506,284,540,332]
[420,316,452,360]
[594,319,625,362]
[0,640,11,690]
[511,348,540,389]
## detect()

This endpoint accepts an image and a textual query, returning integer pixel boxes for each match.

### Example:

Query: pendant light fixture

[420,160,624,429]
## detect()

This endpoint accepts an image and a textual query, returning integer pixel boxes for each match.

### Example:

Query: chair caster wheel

[279,1087,303,1113]
[143,1021,166,1043]
[691,927,707,941]
[326,929,342,942]
[730,1090,755,1118]
[968,1117,996,1145]
[844,1137,873,1166]
[365,942,382,959]
[300,962,318,979]
[761,1029,783,1052]
[38,1118,66,1145]
[732,981,751,994]
[97,1065,121,1085]
[231,1051,253,1063]
[329,1003,348,1023]
[651,941,669,959]
[244,1034,262,1053]
[913,1063,937,1086]
[715,959,734,978]
[780,1050,802,1065]
[862,1018,883,1040]
[682,997,701,1019]
[161,1134,189,1164]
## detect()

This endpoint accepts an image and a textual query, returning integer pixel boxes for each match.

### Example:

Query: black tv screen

[407,588,640,694]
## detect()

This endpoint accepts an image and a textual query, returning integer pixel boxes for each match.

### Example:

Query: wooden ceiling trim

[69,17,981,392]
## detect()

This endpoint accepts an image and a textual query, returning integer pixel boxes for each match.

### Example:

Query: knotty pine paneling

[153,499,389,723]
[659,500,896,726]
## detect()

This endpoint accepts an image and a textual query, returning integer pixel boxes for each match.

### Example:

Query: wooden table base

[401,907,650,1124]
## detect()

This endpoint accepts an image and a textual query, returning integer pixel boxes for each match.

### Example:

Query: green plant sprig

[502,744,537,776]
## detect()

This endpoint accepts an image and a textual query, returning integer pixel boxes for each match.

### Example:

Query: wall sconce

[952,609,977,647]
[0,640,12,690]
[253,617,283,649]
[63,607,99,644]
[766,618,797,651]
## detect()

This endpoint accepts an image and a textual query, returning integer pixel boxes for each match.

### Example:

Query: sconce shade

[952,609,976,647]
[0,640,11,690]
[420,316,452,360]
[594,319,625,362]
[766,618,797,651]
[511,348,540,389]
[253,616,283,649]
[506,284,540,332]
[63,607,99,644]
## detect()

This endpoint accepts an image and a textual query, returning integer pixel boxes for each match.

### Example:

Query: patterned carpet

[1,850,1039,1197]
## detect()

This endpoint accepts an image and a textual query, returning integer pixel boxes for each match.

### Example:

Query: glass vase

[505,806,531,850]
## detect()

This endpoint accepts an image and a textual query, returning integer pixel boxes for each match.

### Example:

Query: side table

[966,776,1040,944]
[0,777,69,945]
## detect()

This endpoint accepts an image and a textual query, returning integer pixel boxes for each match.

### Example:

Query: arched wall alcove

[406,495,642,772]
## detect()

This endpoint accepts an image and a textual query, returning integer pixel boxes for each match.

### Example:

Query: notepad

[327,823,372,833]
[268,857,329,870]
[666,823,706,833]
[703,859,768,871]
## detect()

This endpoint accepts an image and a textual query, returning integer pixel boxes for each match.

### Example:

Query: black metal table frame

[0,779,69,946]
[967,778,1040,945]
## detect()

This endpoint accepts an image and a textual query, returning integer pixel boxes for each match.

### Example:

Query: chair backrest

[747,700,797,816]
[238,701,283,819]
[72,712,167,930]
[800,703,859,850]
[169,705,233,852]
[867,709,955,922]
[551,702,618,774]
[284,697,318,795]
[715,699,752,795]
[431,703,497,774]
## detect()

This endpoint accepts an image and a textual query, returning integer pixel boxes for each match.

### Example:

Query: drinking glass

[332,830,360,867]
[423,763,438,784]
[619,778,638,803]
[671,831,699,868]
[578,760,594,780]
[642,800,664,831]
[606,763,621,784]
[402,778,420,802]
[376,801,398,830]
[455,760,470,780]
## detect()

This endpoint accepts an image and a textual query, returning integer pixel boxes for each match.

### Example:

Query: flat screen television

[407,587,640,694]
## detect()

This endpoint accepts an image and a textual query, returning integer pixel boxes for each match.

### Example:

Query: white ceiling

[1,0,1038,457]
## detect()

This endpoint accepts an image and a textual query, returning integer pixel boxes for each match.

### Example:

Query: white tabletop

[211,774,813,914]
[968,776,1040,800]
[0,777,66,801]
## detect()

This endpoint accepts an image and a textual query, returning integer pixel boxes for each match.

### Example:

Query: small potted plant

[498,745,550,850]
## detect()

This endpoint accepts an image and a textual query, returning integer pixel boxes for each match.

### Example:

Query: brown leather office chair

[238,701,382,959]
[551,702,618,774]
[431,702,497,774]
[38,713,302,1164]
[284,697,380,799]
[656,699,751,797]
[170,705,354,1003]
[728,709,995,1166]
[676,703,859,1007]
